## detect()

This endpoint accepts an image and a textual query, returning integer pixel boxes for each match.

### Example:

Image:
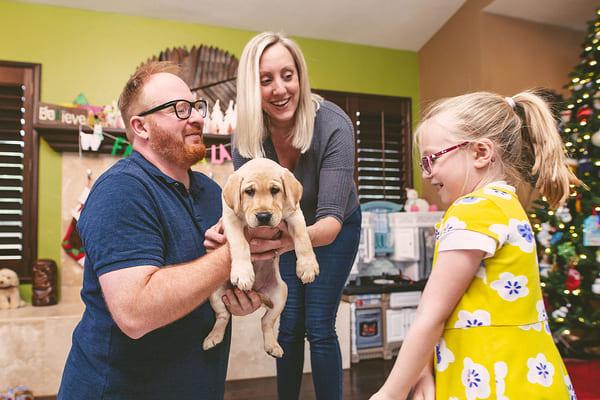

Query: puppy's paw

[265,341,284,358]
[203,330,225,350]
[230,261,255,291]
[296,258,319,284]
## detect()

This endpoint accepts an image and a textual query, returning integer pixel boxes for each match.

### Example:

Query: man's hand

[248,222,294,261]
[222,288,262,316]
[204,219,226,252]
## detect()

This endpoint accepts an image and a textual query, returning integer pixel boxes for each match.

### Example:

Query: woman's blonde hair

[414,90,579,209]
[235,31,321,158]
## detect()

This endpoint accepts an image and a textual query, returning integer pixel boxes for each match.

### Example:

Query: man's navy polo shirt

[58,151,230,400]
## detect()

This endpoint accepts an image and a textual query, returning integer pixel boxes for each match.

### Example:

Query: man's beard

[148,121,206,167]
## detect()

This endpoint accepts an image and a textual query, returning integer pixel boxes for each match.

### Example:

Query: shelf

[34,122,231,154]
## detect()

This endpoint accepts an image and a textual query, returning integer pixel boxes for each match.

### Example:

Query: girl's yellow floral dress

[433,183,576,400]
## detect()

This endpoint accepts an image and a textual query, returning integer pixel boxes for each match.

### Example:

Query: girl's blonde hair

[415,90,579,208]
[235,31,321,158]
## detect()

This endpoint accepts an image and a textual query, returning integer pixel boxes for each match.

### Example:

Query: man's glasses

[419,141,470,175]
[138,99,208,120]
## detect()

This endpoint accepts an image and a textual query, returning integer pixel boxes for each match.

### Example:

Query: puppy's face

[0,268,18,288]
[223,158,303,228]
[239,171,285,228]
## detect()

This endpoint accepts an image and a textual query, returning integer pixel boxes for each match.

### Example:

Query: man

[58,61,261,399]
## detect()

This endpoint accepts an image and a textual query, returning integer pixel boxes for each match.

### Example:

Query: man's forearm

[104,245,231,339]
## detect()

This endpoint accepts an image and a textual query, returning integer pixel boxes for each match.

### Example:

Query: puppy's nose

[256,212,272,226]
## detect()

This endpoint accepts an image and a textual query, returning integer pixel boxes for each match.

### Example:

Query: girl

[371,91,579,399]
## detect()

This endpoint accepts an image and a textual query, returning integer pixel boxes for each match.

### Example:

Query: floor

[38,357,600,399]
[224,358,395,400]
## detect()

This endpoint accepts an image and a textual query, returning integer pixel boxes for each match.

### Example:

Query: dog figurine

[203,158,320,358]
[0,268,25,309]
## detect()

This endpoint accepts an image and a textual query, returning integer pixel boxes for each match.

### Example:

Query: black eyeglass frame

[137,99,208,120]
[419,141,470,175]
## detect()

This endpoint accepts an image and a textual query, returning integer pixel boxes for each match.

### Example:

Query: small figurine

[210,99,224,134]
[405,188,429,212]
[0,268,25,309]
[32,259,58,306]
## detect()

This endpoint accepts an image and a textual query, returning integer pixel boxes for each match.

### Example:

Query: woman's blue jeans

[276,208,361,400]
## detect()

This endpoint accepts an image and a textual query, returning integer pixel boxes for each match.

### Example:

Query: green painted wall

[0,0,420,279]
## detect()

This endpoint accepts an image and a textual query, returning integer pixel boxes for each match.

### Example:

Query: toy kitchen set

[343,196,444,363]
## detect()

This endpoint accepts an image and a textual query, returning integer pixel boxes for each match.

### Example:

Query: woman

[208,31,360,399]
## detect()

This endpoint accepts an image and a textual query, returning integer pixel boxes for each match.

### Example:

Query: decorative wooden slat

[148,45,238,108]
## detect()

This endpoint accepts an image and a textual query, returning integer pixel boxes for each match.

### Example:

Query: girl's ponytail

[512,91,580,208]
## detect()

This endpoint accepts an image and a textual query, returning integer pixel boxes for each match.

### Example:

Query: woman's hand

[204,219,226,252]
[247,222,294,261]
[222,288,262,316]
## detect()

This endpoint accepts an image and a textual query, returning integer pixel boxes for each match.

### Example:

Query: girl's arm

[410,357,434,400]
[370,248,485,400]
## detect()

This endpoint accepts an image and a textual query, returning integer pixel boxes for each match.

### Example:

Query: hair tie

[505,97,516,109]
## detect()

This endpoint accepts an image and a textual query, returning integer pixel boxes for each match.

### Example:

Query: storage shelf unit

[34,122,231,154]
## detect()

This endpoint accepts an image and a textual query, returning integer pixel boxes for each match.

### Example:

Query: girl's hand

[411,369,435,400]
[369,390,401,400]
[203,219,226,252]
[247,221,294,261]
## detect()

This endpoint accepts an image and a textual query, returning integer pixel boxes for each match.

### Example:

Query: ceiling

[484,0,598,32]
[17,0,598,51]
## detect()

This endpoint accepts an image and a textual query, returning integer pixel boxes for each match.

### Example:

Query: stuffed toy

[405,188,430,212]
[0,268,25,309]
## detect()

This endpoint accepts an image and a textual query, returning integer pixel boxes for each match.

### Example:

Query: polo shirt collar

[129,151,205,195]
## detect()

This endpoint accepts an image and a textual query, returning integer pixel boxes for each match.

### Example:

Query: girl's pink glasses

[419,141,470,175]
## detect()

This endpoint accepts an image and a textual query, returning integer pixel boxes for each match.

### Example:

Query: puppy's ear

[281,168,302,211]
[222,172,243,215]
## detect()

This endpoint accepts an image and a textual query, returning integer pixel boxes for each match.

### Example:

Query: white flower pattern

[490,272,529,301]
[456,196,485,205]
[490,219,535,253]
[455,310,491,329]
[520,300,549,332]
[564,374,577,400]
[439,216,467,239]
[462,357,491,400]
[527,353,555,387]
[484,186,513,200]
[435,338,455,372]
[494,361,509,400]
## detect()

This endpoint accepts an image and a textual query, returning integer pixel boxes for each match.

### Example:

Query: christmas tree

[530,8,600,358]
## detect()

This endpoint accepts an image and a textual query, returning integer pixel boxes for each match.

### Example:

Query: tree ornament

[552,306,569,319]
[576,105,593,122]
[591,129,600,147]
[559,109,572,123]
[565,267,582,291]
[537,222,553,247]
[592,274,600,295]
[551,231,564,246]
[557,242,576,259]
[578,158,595,175]
[556,205,573,223]
[539,254,551,277]
[583,211,600,246]
[594,91,600,110]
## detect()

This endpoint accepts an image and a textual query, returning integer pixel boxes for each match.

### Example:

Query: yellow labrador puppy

[203,158,320,357]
